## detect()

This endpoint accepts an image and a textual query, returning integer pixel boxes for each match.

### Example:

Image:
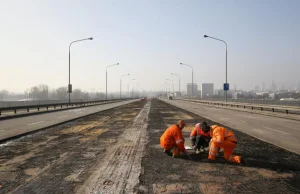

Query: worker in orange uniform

[160,120,187,157]
[207,124,242,163]
[190,122,211,154]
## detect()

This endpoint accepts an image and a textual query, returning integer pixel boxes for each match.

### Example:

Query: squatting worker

[190,122,211,153]
[208,124,242,163]
[160,120,187,157]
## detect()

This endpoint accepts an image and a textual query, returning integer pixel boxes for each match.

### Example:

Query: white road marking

[27,121,45,125]
[58,115,68,119]
[264,126,290,135]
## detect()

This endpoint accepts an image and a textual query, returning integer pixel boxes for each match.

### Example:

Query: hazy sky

[1,0,299,93]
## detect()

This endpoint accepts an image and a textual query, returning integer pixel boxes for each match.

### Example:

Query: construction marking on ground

[264,126,290,135]
[27,121,45,125]
[58,115,68,119]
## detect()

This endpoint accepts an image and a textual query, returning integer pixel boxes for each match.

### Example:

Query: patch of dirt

[139,99,300,194]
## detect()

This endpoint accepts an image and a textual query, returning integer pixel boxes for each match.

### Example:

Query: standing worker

[207,124,242,163]
[190,122,211,153]
[160,120,187,158]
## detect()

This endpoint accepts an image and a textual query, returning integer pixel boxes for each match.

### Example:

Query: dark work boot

[241,157,247,165]
[163,149,172,156]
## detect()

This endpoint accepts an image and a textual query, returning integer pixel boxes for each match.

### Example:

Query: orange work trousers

[161,142,181,156]
[208,140,241,163]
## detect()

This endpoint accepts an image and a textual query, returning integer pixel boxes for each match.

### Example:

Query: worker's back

[160,125,182,148]
[212,125,236,143]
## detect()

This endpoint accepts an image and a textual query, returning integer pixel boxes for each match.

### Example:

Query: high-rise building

[272,81,277,92]
[254,85,260,92]
[201,83,214,98]
[187,83,197,97]
[262,82,266,92]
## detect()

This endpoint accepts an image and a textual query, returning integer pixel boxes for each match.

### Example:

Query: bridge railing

[178,99,300,115]
[0,98,133,116]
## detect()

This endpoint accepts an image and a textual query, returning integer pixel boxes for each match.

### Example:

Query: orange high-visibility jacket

[211,125,237,144]
[190,123,210,139]
[160,125,186,152]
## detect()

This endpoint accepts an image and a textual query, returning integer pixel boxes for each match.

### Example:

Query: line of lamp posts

[68,33,229,103]
[163,34,229,101]
[68,37,139,103]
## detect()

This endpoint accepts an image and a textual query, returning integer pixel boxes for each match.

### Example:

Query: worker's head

[200,121,210,133]
[177,120,186,130]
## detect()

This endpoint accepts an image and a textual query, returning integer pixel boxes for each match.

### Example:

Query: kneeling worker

[160,120,187,157]
[190,122,211,153]
[207,124,242,163]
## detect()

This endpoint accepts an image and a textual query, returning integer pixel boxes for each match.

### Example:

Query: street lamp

[180,63,194,98]
[171,73,180,94]
[120,73,130,99]
[166,79,174,95]
[164,82,170,94]
[204,34,228,102]
[68,37,93,103]
[131,79,137,98]
[106,63,119,100]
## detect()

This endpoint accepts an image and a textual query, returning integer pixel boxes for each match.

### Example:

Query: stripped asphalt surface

[139,99,300,193]
[0,98,300,193]
[0,99,147,194]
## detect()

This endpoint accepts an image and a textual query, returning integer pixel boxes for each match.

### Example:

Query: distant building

[187,83,198,97]
[262,82,266,92]
[269,93,278,100]
[202,83,214,98]
[173,92,181,97]
[254,85,260,92]
[215,89,224,97]
[272,81,277,92]
[232,92,243,99]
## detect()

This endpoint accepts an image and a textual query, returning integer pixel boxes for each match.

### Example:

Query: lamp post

[120,73,130,99]
[166,79,174,95]
[204,34,228,102]
[68,37,93,103]
[131,79,136,98]
[180,63,194,98]
[164,82,170,94]
[171,73,180,94]
[106,63,119,100]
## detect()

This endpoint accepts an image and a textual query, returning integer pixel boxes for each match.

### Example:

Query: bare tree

[56,87,68,100]
[0,90,9,101]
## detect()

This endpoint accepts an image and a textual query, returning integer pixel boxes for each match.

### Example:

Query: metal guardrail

[186,97,300,107]
[0,98,132,116]
[179,99,300,115]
